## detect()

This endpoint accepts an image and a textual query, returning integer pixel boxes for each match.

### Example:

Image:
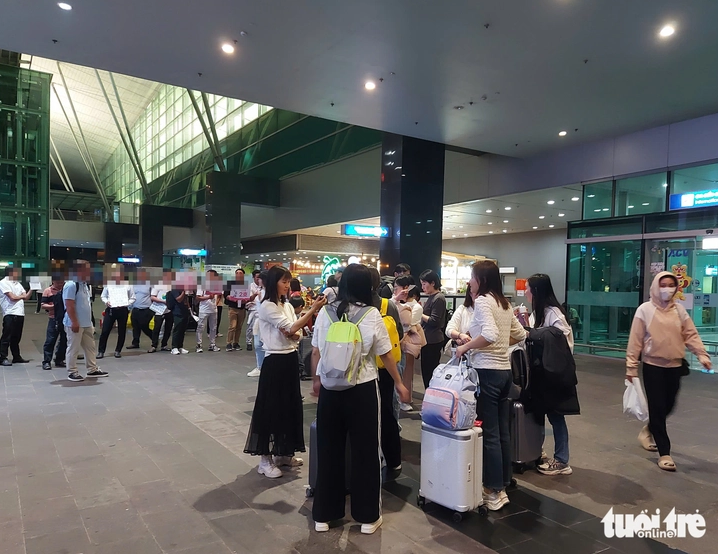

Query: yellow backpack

[377,298,402,368]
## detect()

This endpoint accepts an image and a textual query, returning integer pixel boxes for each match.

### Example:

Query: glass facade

[614,173,667,216]
[99,85,272,204]
[0,64,50,270]
[582,181,613,219]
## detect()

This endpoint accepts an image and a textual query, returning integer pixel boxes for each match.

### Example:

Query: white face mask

[659,287,676,301]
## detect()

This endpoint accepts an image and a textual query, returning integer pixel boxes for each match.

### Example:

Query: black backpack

[53,282,82,322]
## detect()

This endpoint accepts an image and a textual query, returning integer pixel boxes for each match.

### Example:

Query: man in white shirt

[98,267,135,359]
[149,269,173,353]
[246,270,262,352]
[0,266,32,366]
[128,268,154,350]
[195,270,221,353]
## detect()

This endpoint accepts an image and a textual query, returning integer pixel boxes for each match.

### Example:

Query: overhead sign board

[669,189,718,211]
[342,224,390,238]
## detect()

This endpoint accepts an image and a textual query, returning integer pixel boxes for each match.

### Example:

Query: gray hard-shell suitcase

[509,348,545,473]
[306,419,351,497]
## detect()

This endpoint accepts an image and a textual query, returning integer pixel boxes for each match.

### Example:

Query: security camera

[707,229,714,235]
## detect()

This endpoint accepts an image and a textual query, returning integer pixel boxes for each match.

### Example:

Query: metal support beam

[50,154,71,192]
[200,92,226,171]
[50,137,74,192]
[51,83,112,215]
[54,64,113,215]
[187,89,226,172]
[95,70,152,203]
[108,72,151,200]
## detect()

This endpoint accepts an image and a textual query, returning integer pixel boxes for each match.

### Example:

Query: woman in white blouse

[244,266,326,479]
[393,275,425,412]
[456,261,526,512]
[446,286,474,347]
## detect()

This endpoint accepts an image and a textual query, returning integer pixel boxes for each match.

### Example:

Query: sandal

[638,425,658,452]
[658,455,676,472]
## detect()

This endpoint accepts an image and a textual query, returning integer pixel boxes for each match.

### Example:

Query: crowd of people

[0,256,711,533]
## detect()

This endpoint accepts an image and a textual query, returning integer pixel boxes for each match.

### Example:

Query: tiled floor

[1,310,715,553]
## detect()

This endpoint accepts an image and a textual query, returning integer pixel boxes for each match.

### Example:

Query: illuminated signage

[118,257,140,263]
[342,224,390,238]
[178,249,207,256]
[670,189,718,210]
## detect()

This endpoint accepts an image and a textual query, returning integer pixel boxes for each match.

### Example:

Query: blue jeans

[476,369,513,491]
[546,412,569,464]
[43,318,67,364]
[254,335,265,369]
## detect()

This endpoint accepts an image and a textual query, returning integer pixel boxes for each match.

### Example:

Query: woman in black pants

[419,269,447,389]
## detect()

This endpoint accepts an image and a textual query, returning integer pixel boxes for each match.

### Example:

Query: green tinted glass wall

[0,64,50,270]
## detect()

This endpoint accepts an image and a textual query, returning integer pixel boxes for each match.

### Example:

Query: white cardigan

[446,304,474,339]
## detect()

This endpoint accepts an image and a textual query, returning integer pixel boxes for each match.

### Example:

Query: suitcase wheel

[508,478,518,490]
[416,495,426,510]
[478,505,489,517]
[305,488,314,498]
[512,462,525,475]
[452,512,463,523]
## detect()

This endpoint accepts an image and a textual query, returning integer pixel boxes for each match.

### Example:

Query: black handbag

[680,358,690,377]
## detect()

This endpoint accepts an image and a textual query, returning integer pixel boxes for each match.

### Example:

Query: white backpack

[317,305,372,391]
[422,356,479,430]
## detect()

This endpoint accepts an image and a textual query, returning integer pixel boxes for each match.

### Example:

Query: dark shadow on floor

[49,379,103,387]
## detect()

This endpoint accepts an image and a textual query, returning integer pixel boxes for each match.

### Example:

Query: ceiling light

[539,216,545,219]
[464,233,468,236]
[662,183,668,187]
[594,209,601,212]
[486,209,492,213]
[452,235,456,238]
[571,197,580,201]
[502,229,507,233]
[549,224,555,228]
[365,81,376,90]
[58,2,72,10]
[488,222,493,225]
[627,205,634,209]
[659,25,675,38]
[602,208,609,211]
[642,202,650,206]
[489,231,494,234]
[221,43,235,54]
[533,226,538,230]
[459,225,463,228]
[587,194,595,198]
[558,131,567,137]
[503,220,509,223]
[558,213,565,217]
[504,207,511,211]
[547,200,555,205]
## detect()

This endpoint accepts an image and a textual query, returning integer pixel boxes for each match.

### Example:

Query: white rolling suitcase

[418,422,488,520]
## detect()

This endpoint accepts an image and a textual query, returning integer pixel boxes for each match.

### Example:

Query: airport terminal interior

[2,1,718,553]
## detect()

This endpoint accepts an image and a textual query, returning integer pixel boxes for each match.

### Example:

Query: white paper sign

[230,286,250,299]
[108,286,130,307]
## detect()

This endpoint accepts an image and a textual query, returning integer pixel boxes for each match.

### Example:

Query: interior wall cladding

[297,235,379,255]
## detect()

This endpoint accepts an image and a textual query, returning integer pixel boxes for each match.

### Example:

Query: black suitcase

[509,348,545,473]
[306,419,351,497]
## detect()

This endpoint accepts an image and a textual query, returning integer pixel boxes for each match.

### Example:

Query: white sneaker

[483,487,509,511]
[315,522,329,532]
[209,344,221,352]
[274,456,303,468]
[257,458,283,478]
[171,348,180,355]
[195,345,203,353]
[180,348,189,354]
[247,368,261,377]
[361,516,382,534]
[399,403,414,412]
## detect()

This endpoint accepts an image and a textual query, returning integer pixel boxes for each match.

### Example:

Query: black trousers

[43,319,67,364]
[152,312,174,348]
[378,368,401,469]
[98,306,129,354]
[313,380,381,525]
[172,314,188,349]
[643,363,683,456]
[0,315,24,361]
[131,308,154,347]
[420,341,445,389]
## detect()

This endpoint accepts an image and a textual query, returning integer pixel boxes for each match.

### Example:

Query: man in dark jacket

[378,263,412,299]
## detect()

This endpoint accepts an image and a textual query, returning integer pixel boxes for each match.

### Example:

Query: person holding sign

[223,268,249,352]
[98,267,135,359]
[0,266,33,366]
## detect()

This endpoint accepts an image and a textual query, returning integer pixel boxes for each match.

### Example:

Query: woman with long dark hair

[446,285,474,346]
[311,264,410,534]
[525,273,579,476]
[419,269,447,389]
[244,266,326,478]
[456,261,526,511]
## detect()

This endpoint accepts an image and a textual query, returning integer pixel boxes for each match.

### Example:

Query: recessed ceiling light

[547,200,555,205]
[459,225,463,228]
[549,224,555,228]
[642,202,650,206]
[594,209,601,212]
[571,197,580,201]
[464,233,468,236]
[587,194,595,198]
[504,207,511,211]
[602,208,609,211]
[559,131,567,137]
[365,81,376,90]
[659,24,675,38]
[58,2,72,10]
[221,43,235,54]
[558,213,565,217]
[662,183,668,187]
[489,231,494,234]
[539,216,545,219]
[533,226,538,230]
[502,229,507,233]
[452,235,456,238]
[486,209,492,213]
[627,205,634,209]
[488,222,493,225]
[503,220,509,223]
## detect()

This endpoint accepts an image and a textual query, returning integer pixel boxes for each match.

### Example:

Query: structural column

[379,134,445,276]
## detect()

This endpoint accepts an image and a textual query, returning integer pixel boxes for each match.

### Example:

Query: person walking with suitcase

[243,266,326,479]
[310,263,410,534]
[626,271,711,472]
[525,274,580,476]
[456,261,526,511]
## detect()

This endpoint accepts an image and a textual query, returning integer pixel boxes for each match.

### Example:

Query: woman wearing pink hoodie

[626,271,712,471]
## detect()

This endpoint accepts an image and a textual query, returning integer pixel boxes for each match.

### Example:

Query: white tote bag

[623,378,649,422]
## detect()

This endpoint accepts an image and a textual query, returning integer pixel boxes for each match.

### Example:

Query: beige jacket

[626,271,708,376]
